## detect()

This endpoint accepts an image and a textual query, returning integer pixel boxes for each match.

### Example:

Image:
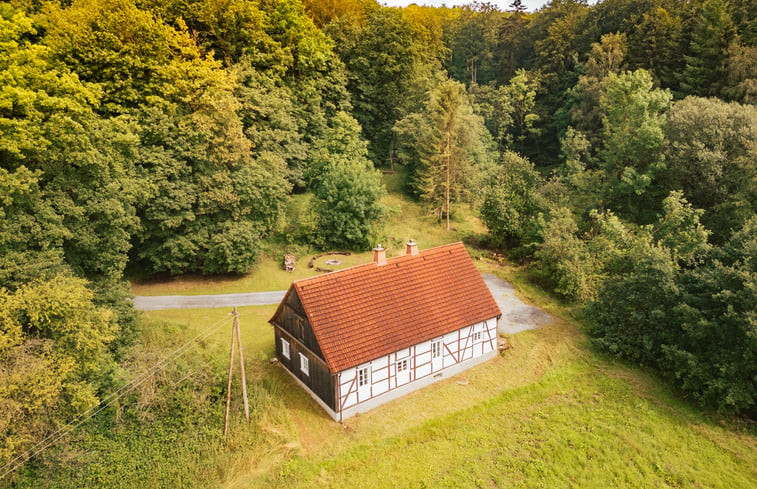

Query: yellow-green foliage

[15,303,753,488]
[0,276,118,469]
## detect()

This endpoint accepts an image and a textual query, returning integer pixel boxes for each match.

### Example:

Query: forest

[0,0,755,484]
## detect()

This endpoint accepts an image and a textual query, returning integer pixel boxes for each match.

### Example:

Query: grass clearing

[131,176,486,296]
[87,182,756,488]
[133,307,755,489]
[17,284,755,488]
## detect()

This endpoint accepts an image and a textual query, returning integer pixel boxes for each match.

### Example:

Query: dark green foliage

[662,96,757,243]
[564,32,628,151]
[0,167,69,288]
[480,151,543,246]
[679,0,737,97]
[309,112,385,249]
[327,5,439,164]
[666,224,756,414]
[394,79,494,222]
[627,6,683,90]
[589,219,757,415]
[598,69,671,216]
[533,207,598,301]
[447,4,502,86]
[587,240,679,364]
[132,96,290,275]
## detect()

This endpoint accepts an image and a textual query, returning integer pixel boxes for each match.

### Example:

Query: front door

[357,365,371,402]
[431,339,443,372]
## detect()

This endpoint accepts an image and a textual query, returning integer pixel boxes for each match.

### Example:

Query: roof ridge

[293,241,466,288]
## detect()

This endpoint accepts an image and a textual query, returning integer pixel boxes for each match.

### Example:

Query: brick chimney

[373,244,386,266]
[405,239,419,256]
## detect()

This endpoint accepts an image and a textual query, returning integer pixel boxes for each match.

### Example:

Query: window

[299,353,309,376]
[281,338,290,359]
[397,359,408,373]
[358,367,370,387]
[473,331,482,342]
[431,340,442,358]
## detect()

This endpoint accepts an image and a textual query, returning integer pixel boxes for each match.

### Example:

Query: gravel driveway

[133,273,553,334]
[481,274,554,334]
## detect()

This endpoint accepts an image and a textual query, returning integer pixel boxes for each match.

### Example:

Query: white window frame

[358,366,371,387]
[431,340,442,358]
[397,359,408,373]
[299,352,309,376]
[473,331,482,342]
[281,337,290,359]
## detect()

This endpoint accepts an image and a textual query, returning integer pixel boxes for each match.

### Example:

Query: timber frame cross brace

[224,306,250,437]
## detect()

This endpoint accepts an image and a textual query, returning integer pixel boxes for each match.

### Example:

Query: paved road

[133,290,287,311]
[134,274,553,334]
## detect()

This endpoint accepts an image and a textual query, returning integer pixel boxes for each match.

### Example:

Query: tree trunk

[446,134,451,231]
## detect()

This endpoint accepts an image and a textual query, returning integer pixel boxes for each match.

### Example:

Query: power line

[0,313,232,480]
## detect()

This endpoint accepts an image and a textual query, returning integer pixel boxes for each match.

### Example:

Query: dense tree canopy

[1,0,756,474]
[395,79,494,228]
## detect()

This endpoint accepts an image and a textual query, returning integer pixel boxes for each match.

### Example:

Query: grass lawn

[131,175,487,296]
[120,179,755,488]
[134,302,757,489]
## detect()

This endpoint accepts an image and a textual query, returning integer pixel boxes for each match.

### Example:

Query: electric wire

[0,312,233,479]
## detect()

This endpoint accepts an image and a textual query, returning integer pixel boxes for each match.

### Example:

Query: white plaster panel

[334,316,500,419]
[416,363,431,378]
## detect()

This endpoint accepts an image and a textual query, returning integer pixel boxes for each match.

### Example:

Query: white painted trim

[279,316,499,422]
[339,348,498,420]
[279,346,497,422]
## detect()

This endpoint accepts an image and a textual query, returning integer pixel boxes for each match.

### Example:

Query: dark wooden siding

[271,288,324,359]
[275,326,336,411]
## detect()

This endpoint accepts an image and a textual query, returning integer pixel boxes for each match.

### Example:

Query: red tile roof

[289,242,501,373]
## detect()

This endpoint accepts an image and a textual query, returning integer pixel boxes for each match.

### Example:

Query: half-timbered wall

[336,317,498,417]
[274,326,336,411]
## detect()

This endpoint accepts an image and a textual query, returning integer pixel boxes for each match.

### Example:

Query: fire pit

[324,259,342,266]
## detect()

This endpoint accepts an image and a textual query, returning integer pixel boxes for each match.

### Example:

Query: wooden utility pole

[223,307,250,437]
[234,307,250,420]
[223,311,235,437]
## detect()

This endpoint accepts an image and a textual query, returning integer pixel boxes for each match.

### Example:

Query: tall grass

[9,303,755,488]
[12,183,755,488]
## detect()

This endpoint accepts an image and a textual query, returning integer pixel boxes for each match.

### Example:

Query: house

[268,241,502,421]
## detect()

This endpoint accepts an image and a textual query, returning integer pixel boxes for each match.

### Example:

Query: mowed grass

[127,177,755,488]
[137,305,757,489]
[131,174,487,296]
